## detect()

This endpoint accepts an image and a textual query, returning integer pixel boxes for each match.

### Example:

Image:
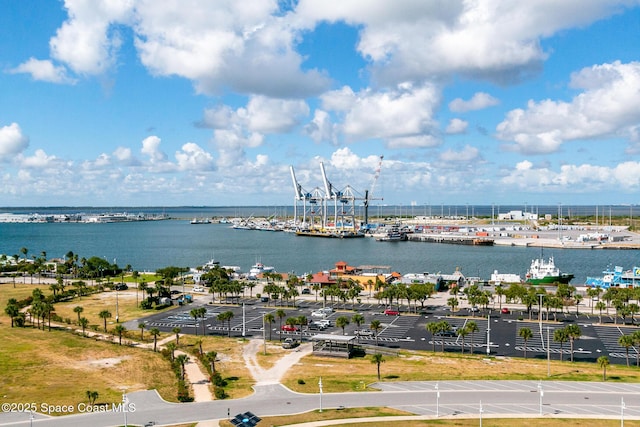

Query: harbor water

[1,211,639,284]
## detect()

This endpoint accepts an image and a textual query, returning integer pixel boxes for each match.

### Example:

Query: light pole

[435,382,439,417]
[479,400,483,427]
[122,391,128,427]
[486,314,491,356]
[242,303,246,337]
[319,377,323,413]
[547,325,551,377]
[538,381,543,416]
[621,396,625,427]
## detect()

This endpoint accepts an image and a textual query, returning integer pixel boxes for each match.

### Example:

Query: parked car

[260,296,269,302]
[311,310,327,318]
[383,308,400,316]
[114,283,128,290]
[192,286,205,292]
[308,321,327,331]
[501,307,511,314]
[282,338,299,349]
[470,306,480,312]
[435,329,457,337]
[316,319,332,327]
[355,329,373,337]
[301,288,311,294]
[281,324,299,332]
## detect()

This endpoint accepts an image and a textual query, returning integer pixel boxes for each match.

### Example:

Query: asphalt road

[3,381,640,426]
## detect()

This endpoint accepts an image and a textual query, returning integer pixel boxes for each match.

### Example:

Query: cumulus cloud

[245,97,309,133]
[501,159,640,192]
[321,82,441,147]
[449,92,499,113]
[445,118,468,134]
[497,61,640,154]
[0,123,29,159]
[440,145,479,162]
[304,110,337,144]
[175,142,216,171]
[294,0,633,85]
[9,58,76,84]
[19,149,61,169]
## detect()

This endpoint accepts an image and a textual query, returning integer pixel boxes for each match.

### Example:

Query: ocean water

[1,207,639,284]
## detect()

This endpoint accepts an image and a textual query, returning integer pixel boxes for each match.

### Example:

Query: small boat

[525,256,574,285]
[190,217,211,224]
[376,224,407,242]
[248,262,275,279]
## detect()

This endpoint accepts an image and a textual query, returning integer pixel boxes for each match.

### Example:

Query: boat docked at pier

[376,224,407,242]
[586,265,640,288]
[525,256,574,285]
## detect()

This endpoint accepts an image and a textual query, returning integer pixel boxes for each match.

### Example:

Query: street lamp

[122,391,128,427]
[486,314,491,356]
[538,381,543,416]
[319,377,323,413]
[547,326,551,377]
[435,382,440,417]
[479,400,483,427]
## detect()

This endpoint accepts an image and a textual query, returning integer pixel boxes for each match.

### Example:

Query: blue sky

[1,1,640,207]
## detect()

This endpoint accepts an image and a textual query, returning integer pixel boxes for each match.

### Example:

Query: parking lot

[135,294,640,365]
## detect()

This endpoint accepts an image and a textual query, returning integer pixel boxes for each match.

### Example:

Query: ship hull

[526,274,574,285]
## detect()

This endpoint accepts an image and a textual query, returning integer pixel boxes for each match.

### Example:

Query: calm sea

[0,206,639,284]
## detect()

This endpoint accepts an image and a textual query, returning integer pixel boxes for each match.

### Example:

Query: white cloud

[321,83,441,147]
[19,149,61,169]
[501,160,640,193]
[497,61,640,154]
[445,118,468,134]
[9,58,76,84]
[294,1,635,85]
[245,97,309,133]
[440,145,479,162]
[304,110,337,144]
[0,123,29,159]
[175,142,215,171]
[449,92,499,113]
[50,0,134,75]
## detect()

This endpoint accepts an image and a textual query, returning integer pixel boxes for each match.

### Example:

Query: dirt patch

[77,356,131,369]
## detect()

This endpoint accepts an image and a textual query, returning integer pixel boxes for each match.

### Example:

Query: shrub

[140,300,153,309]
[214,387,227,399]
[297,379,305,385]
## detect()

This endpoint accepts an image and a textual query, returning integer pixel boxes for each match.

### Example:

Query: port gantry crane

[290,156,382,234]
[289,165,325,230]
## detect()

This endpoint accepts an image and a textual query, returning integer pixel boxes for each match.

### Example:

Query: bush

[214,387,227,399]
[297,379,305,385]
[211,372,227,387]
[140,300,153,309]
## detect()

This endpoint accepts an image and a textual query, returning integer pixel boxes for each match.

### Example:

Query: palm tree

[264,313,275,341]
[190,308,200,336]
[371,353,385,381]
[204,351,218,374]
[632,330,640,367]
[99,309,112,333]
[553,328,569,361]
[113,324,126,345]
[79,317,89,336]
[447,297,459,313]
[598,356,610,381]
[172,326,182,345]
[370,319,382,347]
[426,322,440,352]
[138,322,146,340]
[336,316,350,335]
[437,320,451,352]
[194,338,203,356]
[519,327,533,359]
[619,334,634,367]
[198,307,207,336]
[73,306,84,324]
[457,325,469,354]
[149,327,160,352]
[565,324,581,362]
[4,303,19,328]
[276,309,286,341]
[595,301,607,324]
[218,311,234,337]
[466,321,479,354]
[175,354,189,380]
[352,313,365,342]
[166,342,177,361]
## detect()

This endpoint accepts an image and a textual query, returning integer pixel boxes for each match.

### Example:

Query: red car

[384,309,400,316]
[501,307,510,314]
[281,324,299,332]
